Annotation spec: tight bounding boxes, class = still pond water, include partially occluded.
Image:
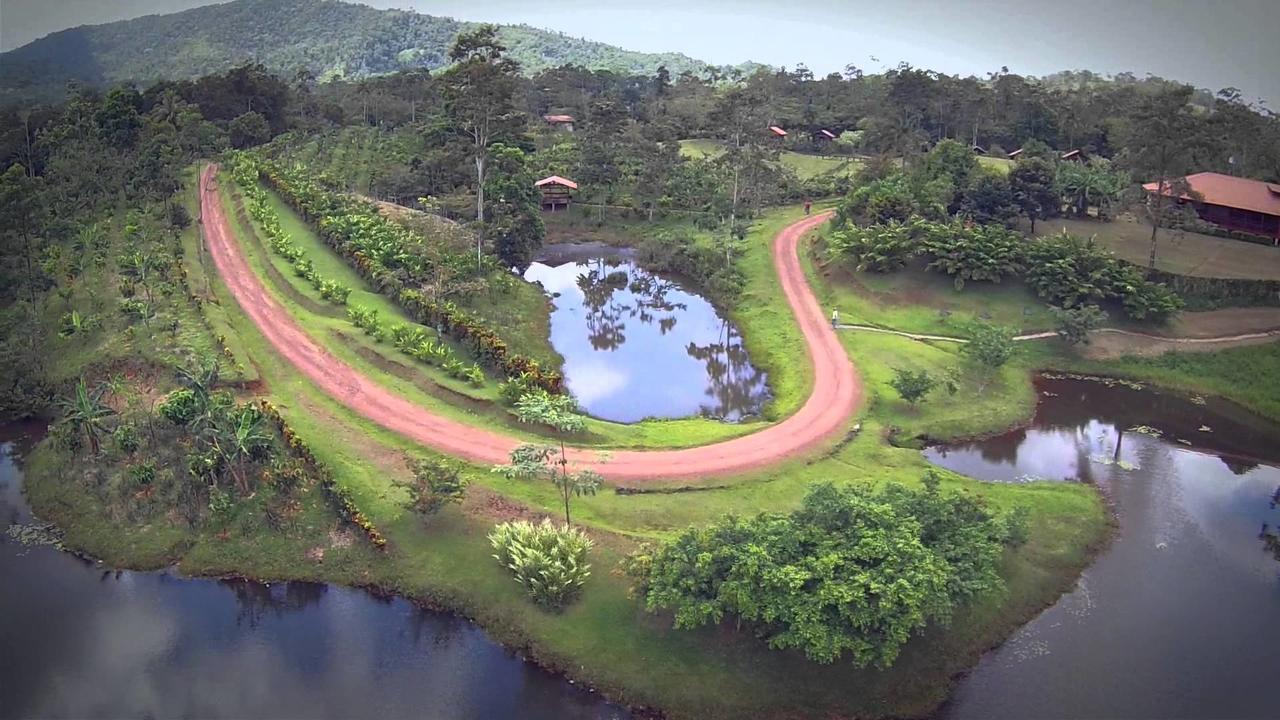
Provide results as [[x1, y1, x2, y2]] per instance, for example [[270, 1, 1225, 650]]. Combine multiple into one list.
[[931, 377, 1280, 720], [4, 376, 1279, 719], [0, 428, 626, 720], [524, 244, 769, 423]]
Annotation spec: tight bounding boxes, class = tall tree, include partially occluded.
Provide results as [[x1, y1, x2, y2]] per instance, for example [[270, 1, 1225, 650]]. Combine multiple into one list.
[[439, 24, 524, 268], [1009, 157, 1058, 232], [1119, 85, 1207, 268]]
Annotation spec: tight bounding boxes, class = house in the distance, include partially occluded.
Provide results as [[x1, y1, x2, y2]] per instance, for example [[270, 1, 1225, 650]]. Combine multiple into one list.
[[1143, 172, 1280, 243], [768, 126, 788, 140], [535, 175, 578, 211], [1007, 148, 1024, 160], [543, 114, 575, 132], [1060, 149, 1086, 162], [814, 129, 837, 143]]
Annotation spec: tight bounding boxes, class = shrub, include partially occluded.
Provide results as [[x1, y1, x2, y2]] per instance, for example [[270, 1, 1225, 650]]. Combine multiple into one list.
[[920, 220, 1024, 289], [158, 388, 200, 426], [890, 367, 938, 405], [489, 519, 593, 608], [630, 479, 1013, 668], [127, 460, 156, 489], [1051, 303, 1108, 344], [399, 458, 469, 516], [112, 424, 141, 454], [827, 221, 917, 272]]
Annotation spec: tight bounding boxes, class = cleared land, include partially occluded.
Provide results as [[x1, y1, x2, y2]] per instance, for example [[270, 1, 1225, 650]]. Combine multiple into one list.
[[678, 138, 861, 180], [1048, 216, 1280, 280]]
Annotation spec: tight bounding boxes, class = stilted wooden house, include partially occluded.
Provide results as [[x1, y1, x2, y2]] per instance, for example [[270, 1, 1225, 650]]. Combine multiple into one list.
[[536, 175, 578, 211]]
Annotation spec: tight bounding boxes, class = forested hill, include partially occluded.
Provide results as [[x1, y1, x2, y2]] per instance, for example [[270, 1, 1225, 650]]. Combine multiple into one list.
[[0, 0, 741, 103]]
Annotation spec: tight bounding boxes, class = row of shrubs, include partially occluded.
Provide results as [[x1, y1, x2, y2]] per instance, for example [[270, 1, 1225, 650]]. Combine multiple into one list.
[[346, 306, 487, 387], [228, 154, 352, 305], [828, 217, 1183, 320], [241, 153, 564, 393], [256, 399, 388, 549]]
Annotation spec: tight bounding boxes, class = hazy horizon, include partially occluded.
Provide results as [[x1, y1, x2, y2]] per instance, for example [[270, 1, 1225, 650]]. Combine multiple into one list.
[[2, 0, 1276, 106]]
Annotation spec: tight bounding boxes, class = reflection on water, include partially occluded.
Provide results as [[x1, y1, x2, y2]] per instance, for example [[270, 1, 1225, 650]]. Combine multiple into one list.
[[0, 437, 627, 720], [931, 378, 1280, 720], [525, 245, 769, 423]]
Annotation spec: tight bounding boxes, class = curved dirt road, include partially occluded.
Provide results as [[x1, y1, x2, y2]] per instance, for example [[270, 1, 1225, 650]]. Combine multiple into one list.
[[199, 165, 860, 481]]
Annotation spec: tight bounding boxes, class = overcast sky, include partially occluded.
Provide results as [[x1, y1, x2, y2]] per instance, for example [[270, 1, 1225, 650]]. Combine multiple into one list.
[[3, 0, 1277, 105]]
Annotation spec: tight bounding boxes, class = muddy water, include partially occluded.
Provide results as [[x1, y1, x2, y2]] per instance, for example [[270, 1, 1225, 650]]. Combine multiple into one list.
[[0, 429, 627, 720], [524, 244, 769, 423], [930, 377, 1280, 720]]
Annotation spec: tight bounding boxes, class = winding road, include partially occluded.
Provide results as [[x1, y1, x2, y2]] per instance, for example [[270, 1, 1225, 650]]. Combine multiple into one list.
[[199, 165, 861, 481]]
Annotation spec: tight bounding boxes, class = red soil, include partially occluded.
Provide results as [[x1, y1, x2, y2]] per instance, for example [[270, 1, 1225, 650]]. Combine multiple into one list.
[[199, 165, 861, 481]]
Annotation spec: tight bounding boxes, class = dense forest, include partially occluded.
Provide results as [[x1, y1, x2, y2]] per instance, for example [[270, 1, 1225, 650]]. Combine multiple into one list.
[[0, 0, 751, 104]]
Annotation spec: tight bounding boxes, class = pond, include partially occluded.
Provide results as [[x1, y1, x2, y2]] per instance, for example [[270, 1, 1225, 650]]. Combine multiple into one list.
[[0, 427, 628, 720], [524, 243, 769, 423], [930, 377, 1280, 720]]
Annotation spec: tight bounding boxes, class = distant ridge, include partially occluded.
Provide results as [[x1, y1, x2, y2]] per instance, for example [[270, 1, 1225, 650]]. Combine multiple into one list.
[[0, 0, 758, 103]]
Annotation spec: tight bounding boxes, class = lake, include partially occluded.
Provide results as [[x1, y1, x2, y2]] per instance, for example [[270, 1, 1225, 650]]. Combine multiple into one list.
[[930, 377, 1280, 720], [0, 426, 628, 720], [524, 243, 769, 423]]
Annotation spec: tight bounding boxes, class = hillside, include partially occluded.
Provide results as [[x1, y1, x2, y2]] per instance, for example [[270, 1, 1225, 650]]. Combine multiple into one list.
[[0, 0, 744, 103]]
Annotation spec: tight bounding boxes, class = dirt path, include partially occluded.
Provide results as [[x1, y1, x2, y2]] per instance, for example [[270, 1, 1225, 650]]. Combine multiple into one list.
[[199, 165, 860, 482]]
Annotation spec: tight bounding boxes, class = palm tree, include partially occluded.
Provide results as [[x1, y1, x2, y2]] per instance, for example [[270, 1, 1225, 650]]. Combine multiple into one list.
[[59, 378, 115, 455]]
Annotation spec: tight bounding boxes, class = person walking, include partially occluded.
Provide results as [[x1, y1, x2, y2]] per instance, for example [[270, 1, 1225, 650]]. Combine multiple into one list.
[[831, 308, 839, 329], [804, 199, 812, 216]]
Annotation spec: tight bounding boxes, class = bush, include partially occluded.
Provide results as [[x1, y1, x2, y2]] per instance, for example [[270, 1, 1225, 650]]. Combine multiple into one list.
[[489, 519, 593, 608], [890, 367, 938, 405], [1025, 231, 1183, 320], [919, 220, 1024, 289], [112, 424, 141, 454], [399, 458, 469, 516], [1051, 303, 1108, 344], [630, 479, 1013, 668], [827, 221, 917, 272], [158, 388, 200, 426]]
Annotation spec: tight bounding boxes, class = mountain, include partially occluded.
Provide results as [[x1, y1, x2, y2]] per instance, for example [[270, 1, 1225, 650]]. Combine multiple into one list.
[[0, 0, 750, 103]]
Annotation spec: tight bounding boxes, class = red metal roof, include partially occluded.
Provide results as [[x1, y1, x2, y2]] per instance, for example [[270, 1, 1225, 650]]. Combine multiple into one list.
[[1007, 148, 1023, 158], [1143, 172, 1280, 217], [543, 114, 574, 123], [819, 129, 836, 139], [1060, 149, 1083, 160], [535, 175, 579, 190], [769, 126, 787, 136]]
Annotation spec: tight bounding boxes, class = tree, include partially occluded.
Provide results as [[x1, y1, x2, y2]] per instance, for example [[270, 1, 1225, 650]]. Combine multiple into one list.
[[399, 457, 469, 516], [58, 377, 115, 455], [498, 390, 601, 526], [208, 404, 272, 494], [484, 143, 544, 268], [959, 170, 1018, 225], [890, 367, 939, 405], [962, 320, 1016, 392], [1009, 157, 1057, 232], [631, 480, 1015, 668], [439, 24, 523, 266], [1051, 304, 1108, 345], [1119, 85, 1207, 269], [228, 110, 270, 149]]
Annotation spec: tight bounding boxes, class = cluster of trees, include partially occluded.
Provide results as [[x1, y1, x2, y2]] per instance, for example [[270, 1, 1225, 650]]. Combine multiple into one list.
[[626, 477, 1026, 668]]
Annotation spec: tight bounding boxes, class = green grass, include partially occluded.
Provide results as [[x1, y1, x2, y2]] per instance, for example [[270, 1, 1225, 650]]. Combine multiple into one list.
[[977, 156, 1013, 174], [678, 139, 861, 181]]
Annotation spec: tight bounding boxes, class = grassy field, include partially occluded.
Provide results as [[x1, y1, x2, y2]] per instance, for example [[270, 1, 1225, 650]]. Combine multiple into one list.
[[1046, 216, 1280, 280], [977, 155, 1013, 174], [678, 138, 861, 180]]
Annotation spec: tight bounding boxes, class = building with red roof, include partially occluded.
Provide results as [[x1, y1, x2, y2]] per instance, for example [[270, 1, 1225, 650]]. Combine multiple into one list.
[[1144, 172, 1280, 242], [543, 114, 575, 132], [768, 126, 788, 138]]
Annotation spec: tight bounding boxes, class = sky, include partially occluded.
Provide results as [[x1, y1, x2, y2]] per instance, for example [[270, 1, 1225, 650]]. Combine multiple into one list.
[[2, 0, 1277, 106]]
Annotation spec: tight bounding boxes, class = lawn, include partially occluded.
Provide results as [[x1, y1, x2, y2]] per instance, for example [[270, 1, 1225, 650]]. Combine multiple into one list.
[[678, 138, 861, 181], [1047, 215, 1280, 280]]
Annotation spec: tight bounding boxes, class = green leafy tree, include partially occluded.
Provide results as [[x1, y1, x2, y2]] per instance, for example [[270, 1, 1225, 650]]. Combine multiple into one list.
[[959, 170, 1019, 225], [499, 390, 601, 526], [207, 404, 272, 494], [439, 25, 523, 237], [1051, 303, 1108, 345], [400, 457, 470, 516], [228, 110, 271, 149], [484, 143, 545, 268], [1008, 157, 1058, 232], [890, 367, 939, 405], [962, 320, 1016, 392], [58, 377, 115, 455], [826, 220, 917, 272]]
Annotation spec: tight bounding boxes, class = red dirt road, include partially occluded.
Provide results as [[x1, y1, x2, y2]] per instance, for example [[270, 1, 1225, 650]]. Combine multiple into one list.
[[199, 164, 861, 481]]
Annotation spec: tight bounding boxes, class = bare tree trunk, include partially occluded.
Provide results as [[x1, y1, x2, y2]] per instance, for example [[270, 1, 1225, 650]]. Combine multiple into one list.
[[1148, 177, 1166, 270]]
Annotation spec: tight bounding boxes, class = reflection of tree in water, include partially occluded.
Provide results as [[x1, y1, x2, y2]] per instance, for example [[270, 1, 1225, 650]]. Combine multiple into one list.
[[1264, 484, 1280, 563], [686, 319, 769, 420], [625, 269, 686, 334], [222, 579, 327, 628], [577, 259, 630, 351]]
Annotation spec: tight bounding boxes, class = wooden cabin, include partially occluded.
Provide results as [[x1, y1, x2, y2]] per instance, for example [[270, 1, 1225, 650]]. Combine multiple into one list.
[[1060, 149, 1086, 162], [543, 114, 575, 133], [768, 126, 788, 140], [1144, 172, 1280, 243], [536, 175, 578, 211], [814, 129, 837, 143], [1007, 148, 1024, 160]]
